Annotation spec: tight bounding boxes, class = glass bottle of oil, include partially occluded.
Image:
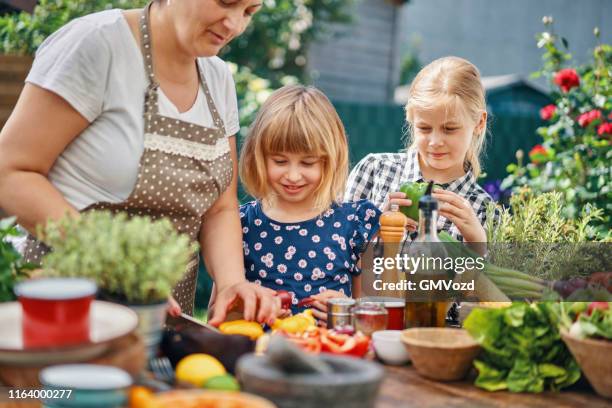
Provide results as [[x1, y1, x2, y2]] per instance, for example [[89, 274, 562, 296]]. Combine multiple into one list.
[[404, 182, 449, 328]]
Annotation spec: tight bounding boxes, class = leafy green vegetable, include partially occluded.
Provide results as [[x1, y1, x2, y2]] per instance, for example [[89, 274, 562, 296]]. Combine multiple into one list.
[[464, 302, 581, 393], [559, 302, 612, 340], [0, 217, 35, 302]]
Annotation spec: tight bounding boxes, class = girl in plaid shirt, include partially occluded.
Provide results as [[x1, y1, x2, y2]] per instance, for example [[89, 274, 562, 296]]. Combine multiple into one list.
[[345, 56, 497, 242]]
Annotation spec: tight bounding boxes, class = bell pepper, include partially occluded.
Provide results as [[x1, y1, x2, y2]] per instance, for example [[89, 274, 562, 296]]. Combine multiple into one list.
[[320, 330, 370, 357], [272, 309, 316, 334], [219, 320, 264, 340], [399, 181, 441, 221], [288, 336, 323, 354], [276, 290, 293, 310]]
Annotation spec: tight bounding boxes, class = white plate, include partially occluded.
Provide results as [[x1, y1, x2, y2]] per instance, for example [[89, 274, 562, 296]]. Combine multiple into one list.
[[0, 301, 138, 366]]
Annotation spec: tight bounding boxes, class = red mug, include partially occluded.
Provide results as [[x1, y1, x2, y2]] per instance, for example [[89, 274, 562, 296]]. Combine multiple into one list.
[[14, 278, 97, 348], [359, 296, 405, 330]]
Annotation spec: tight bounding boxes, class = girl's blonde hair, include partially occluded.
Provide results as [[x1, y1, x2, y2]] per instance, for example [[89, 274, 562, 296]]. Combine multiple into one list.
[[240, 85, 349, 213], [405, 56, 487, 177]]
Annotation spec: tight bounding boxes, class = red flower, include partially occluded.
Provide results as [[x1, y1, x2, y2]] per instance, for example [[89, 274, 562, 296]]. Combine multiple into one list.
[[577, 110, 602, 127], [539, 104, 556, 120], [529, 145, 549, 164], [598, 122, 612, 136], [554, 68, 580, 92]]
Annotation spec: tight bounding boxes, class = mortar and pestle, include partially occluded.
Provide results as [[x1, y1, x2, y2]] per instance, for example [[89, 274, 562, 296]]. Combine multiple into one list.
[[237, 336, 384, 408]]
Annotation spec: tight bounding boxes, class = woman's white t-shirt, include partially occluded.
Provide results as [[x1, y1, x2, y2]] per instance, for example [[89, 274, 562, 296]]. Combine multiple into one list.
[[25, 9, 240, 211]]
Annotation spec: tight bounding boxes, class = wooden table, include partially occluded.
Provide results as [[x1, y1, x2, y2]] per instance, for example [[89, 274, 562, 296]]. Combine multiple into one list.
[[377, 365, 611, 408]]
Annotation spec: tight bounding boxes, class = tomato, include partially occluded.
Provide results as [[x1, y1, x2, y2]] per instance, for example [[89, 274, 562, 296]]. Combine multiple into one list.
[[587, 302, 610, 316]]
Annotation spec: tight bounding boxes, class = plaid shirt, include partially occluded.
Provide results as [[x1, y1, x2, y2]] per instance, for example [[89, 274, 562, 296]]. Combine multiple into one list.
[[344, 148, 497, 241]]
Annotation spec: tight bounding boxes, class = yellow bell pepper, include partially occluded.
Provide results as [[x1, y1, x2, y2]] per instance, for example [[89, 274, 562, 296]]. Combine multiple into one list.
[[272, 309, 316, 334], [219, 320, 264, 340]]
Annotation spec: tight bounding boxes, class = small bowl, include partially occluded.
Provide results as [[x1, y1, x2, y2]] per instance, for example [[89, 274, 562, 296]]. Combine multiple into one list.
[[15, 278, 97, 348], [372, 330, 410, 365], [40, 364, 132, 408], [401, 328, 480, 381]]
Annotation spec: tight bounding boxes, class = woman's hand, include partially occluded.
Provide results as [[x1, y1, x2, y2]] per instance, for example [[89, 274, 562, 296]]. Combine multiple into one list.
[[309, 290, 348, 326], [166, 295, 182, 317], [432, 189, 486, 243], [207, 281, 279, 326], [385, 192, 418, 232]]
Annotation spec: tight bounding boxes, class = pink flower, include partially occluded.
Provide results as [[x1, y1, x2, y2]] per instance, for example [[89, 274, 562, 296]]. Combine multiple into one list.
[[554, 68, 580, 92], [577, 110, 602, 127], [597, 122, 612, 136], [539, 104, 556, 121]]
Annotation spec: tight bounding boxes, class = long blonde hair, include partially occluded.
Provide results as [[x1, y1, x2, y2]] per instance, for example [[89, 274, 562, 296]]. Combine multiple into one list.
[[239, 85, 349, 213], [405, 56, 487, 177]]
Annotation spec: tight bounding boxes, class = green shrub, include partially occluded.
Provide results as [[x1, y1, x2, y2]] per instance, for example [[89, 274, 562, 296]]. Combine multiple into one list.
[[0, 217, 33, 302], [42, 211, 198, 304], [0, 0, 146, 55], [503, 17, 611, 238]]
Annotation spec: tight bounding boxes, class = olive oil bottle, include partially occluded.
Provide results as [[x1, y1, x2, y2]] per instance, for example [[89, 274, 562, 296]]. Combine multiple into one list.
[[404, 182, 449, 328]]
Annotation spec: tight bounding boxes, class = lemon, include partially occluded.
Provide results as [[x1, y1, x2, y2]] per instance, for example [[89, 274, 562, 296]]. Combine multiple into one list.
[[175, 354, 226, 387], [204, 374, 240, 392]]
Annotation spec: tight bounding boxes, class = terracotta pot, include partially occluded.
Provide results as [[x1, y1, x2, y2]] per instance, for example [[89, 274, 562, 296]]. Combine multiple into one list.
[[401, 328, 481, 381], [561, 330, 612, 399]]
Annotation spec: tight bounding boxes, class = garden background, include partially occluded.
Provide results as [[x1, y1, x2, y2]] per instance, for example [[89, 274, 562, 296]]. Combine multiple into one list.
[[0, 0, 609, 311]]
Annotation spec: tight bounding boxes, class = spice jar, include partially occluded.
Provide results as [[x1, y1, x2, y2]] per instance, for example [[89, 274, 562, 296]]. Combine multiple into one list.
[[353, 301, 388, 337], [359, 296, 405, 330], [326, 298, 356, 331]]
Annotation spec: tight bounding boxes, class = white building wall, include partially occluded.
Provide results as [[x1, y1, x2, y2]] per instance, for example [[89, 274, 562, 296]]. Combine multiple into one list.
[[307, 0, 612, 102], [397, 0, 612, 85]]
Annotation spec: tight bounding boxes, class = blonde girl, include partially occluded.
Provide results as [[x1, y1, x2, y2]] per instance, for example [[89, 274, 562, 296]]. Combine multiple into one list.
[[240, 85, 381, 320], [345, 56, 495, 242]]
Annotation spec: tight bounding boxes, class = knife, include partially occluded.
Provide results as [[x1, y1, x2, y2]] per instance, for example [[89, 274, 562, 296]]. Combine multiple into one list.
[[178, 312, 222, 333]]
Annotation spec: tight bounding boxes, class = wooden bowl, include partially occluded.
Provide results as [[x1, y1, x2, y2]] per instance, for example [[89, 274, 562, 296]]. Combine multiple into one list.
[[151, 390, 276, 407], [561, 330, 612, 399], [400, 328, 480, 381]]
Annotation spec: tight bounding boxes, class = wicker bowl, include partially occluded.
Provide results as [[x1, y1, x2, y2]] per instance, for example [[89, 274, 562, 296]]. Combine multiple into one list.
[[561, 330, 612, 399], [401, 328, 480, 381]]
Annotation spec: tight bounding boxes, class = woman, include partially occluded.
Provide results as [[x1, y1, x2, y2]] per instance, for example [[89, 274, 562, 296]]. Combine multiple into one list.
[[0, 0, 277, 325]]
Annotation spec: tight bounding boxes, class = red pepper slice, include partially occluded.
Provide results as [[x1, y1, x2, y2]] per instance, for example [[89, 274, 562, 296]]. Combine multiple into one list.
[[297, 296, 315, 308], [320, 330, 370, 357], [287, 336, 322, 353], [276, 290, 293, 310]]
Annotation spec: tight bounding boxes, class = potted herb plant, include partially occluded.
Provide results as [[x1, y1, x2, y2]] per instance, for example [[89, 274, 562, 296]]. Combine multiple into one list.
[[0, 216, 34, 302], [41, 211, 198, 356]]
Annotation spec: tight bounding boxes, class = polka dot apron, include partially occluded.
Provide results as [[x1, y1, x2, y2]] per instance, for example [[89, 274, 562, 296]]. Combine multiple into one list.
[[21, 2, 233, 315]]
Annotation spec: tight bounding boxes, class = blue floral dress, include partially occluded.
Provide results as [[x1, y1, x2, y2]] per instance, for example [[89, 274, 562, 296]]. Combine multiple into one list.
[[240, 199, 381, 313]]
